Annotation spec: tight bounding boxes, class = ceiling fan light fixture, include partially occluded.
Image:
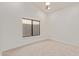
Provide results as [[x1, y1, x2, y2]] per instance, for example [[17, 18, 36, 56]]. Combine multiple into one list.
[[45, 5, 50, 10], [45, 2, 50, 6]]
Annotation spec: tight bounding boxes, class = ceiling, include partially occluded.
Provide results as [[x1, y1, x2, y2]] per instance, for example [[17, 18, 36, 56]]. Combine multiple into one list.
[[33, 2, 79, 13]]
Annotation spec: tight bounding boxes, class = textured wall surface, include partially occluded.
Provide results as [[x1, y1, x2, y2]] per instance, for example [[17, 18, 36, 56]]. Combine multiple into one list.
[[48, 4, 79, 46]]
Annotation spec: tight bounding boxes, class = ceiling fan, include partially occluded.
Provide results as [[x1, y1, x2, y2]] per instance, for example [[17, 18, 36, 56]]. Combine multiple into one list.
[[45, 2, 51, 10]]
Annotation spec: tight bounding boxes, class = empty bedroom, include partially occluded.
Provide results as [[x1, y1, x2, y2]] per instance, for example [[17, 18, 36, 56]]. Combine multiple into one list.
[[0, 2, 79, 56]]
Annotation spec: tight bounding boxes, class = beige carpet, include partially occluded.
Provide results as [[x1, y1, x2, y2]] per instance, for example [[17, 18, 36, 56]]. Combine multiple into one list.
[[2, 39, 79, 56]]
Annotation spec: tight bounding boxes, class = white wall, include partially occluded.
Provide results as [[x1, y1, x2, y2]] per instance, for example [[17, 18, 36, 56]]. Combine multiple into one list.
[[48, 4, 79, 46], [0, 10, 2, 53], [0, 2, 48, 51], [1, 2, 79, 52]]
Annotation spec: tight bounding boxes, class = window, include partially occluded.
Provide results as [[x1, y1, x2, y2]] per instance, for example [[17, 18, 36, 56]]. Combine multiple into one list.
[[22, 18, 40, 37]]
